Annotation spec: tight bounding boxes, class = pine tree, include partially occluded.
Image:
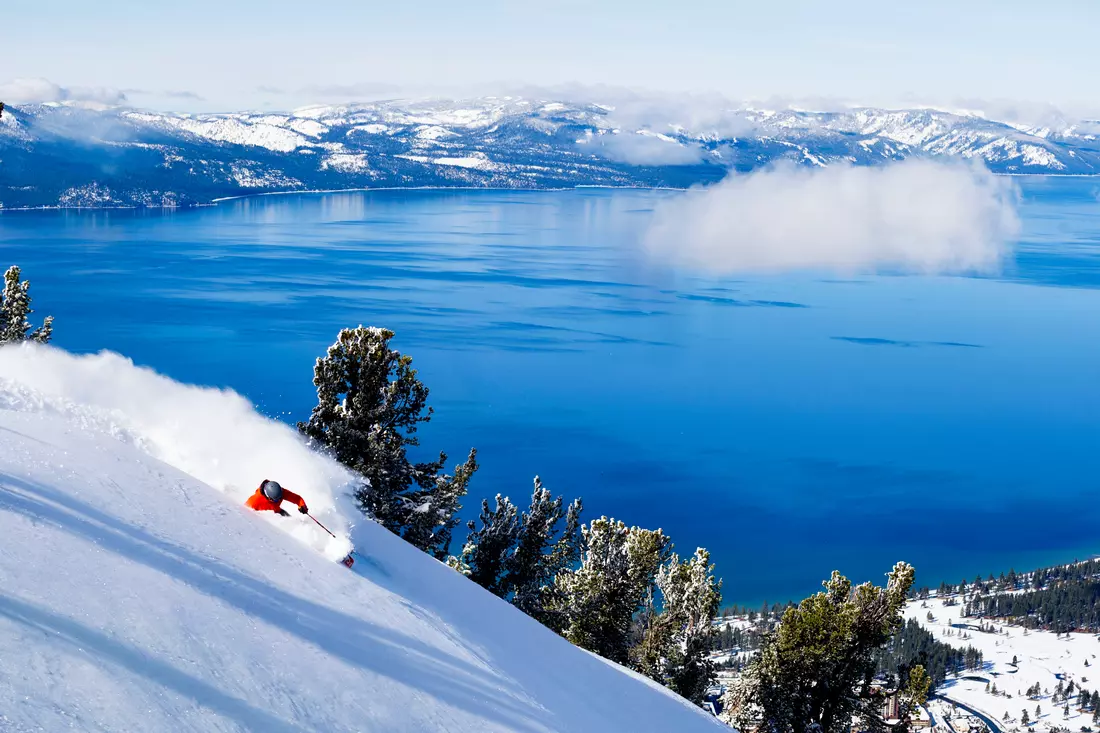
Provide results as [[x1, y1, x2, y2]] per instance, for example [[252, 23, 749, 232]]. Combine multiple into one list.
[[0, 266, 53, 344], [451, 493, 519, 594], [448, 476, 584, 631], [631, 549, 722, 704], [553, 517, 670, 666], [507, 477, 570, 616], [532, 495, 584, 632], [723, 562, 922, 733], [402, 448, 479, 559], [1023, 710, 1030, 726], [298, 326, 477, 556]]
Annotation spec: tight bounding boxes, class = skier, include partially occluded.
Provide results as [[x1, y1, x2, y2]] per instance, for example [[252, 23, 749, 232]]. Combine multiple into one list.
[[245, 479, 309, 517], [245, 479, 355, 569]]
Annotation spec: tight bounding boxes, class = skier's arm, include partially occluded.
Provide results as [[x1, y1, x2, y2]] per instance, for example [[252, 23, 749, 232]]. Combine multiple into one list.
[[281, 489, 309, 513]]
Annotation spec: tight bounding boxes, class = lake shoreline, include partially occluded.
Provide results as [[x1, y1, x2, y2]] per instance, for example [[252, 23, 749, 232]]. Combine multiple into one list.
[[2, 172, 1097, 213]]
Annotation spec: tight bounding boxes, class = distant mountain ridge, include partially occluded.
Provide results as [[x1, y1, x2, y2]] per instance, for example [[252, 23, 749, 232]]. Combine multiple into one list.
[[2, 97, 1099, 208]]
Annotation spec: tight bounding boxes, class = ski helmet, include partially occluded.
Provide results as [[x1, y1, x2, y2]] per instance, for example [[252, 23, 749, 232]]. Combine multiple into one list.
[[262, 480, 283, 502]]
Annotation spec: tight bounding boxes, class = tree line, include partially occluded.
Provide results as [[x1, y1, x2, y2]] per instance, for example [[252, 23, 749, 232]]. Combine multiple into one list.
[[875, 617, 983, 686], [299, 324, 933, 727], [298, 325, 723, 704], [920, 559, 1100, 632], [973, 578, 1100, 632]]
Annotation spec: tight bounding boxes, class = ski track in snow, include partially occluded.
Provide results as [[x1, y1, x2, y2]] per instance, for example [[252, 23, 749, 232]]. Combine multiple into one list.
[[0, 343, 725, 732]]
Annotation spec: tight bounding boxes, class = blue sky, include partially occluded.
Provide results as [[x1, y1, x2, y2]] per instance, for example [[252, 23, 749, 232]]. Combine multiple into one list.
[[3, 0, 1098, 112]]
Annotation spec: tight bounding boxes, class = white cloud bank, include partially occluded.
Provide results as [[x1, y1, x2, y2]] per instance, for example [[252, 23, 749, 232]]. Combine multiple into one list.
[[0, 77, 127, 106], [588, 132, 707, 166], [643, 159, 1020, 274]]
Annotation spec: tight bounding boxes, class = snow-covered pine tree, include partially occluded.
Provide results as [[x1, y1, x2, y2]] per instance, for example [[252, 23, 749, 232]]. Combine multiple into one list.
[[506, 476, 564, 609], [631, 549, 722, 704], [530, 493, 584, 633], [553, 517, 670, 666], [450, 493, 520, 594], [0, 266, 53, 344], [506, 477, 586, 626], [403, 448, 479, 559], [298, 326, 477, 555], [722, 562, 922, 733], [446, 476, 583, 616]]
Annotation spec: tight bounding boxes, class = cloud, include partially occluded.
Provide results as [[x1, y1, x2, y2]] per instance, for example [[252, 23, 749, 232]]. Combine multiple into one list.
[[642, 159, 1020, 274], [511, 83, 762, 139], [0, 77, 127, 106], [163, 90, 205, 101], [122, 88, 206, 104], [586, 132, 707, 166]]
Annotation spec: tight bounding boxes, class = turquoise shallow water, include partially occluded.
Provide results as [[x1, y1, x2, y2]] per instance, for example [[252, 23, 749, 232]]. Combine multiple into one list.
[[2, 178, 1099, 604]]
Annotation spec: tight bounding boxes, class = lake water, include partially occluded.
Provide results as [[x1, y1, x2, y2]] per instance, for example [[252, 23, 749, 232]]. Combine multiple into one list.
[[2, 179, 1099, 605]]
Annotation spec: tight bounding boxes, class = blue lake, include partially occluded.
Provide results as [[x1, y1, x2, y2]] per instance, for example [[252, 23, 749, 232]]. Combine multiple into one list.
[[2, 179, 1099, 605]]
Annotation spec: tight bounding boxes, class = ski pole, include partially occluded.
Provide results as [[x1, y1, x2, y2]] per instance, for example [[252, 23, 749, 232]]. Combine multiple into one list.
[[306, 513, 355, 568], [308, 512, 337, 539]]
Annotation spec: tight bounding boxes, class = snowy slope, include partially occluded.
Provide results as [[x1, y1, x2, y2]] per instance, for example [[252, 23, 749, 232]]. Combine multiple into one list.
[[905, 595, 1099, 732], [0, 345, 724, 733], [3, 97, 1100, 208]]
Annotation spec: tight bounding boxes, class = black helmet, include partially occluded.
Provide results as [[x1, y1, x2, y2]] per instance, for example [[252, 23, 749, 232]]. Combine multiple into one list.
[[261, 480, 283, 503]]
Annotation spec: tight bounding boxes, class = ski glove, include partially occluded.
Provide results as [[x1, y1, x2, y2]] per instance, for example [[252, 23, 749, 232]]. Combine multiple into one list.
[[299, 504, 309, 514], [277, 508, 290, 517]]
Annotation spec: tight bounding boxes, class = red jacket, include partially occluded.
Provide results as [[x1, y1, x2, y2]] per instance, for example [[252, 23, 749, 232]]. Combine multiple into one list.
[[245, 484, 307, 513]]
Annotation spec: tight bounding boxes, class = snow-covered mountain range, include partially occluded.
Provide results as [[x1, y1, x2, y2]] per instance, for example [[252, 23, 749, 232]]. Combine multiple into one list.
[[2, 96, 1099, 208]]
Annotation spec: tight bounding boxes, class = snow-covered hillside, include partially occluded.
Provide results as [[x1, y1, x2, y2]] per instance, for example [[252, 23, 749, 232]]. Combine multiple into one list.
[[0, 345, 724, 732], [905, 595, 1099, 732], [2, 96, 1099, 208]]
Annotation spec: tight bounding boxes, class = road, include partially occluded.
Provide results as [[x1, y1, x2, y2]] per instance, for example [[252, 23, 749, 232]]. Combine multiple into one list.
[[934, 693, 1006, 733]]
